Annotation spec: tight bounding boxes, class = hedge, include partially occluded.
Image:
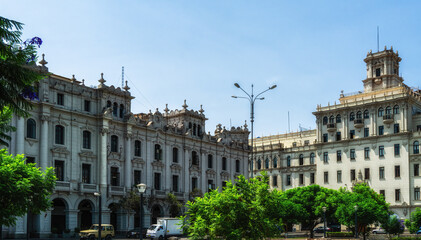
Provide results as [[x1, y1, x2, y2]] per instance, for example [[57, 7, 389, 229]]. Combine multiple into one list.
[[327, 232, 354, 237]]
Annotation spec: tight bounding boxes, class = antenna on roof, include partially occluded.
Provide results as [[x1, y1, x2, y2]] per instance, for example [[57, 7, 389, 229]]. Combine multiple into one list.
[[288, 111, 290, 133], [122, 66, 124, 88], [377, 26, 379, 52]]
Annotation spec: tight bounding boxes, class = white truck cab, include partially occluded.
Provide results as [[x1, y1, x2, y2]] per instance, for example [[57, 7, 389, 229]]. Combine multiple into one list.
[[146, 218, 183, 240]]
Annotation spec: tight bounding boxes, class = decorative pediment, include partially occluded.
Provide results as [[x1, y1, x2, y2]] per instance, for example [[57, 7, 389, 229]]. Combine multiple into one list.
[[108, 152, 122, 161], [190, 165, 201, 173], [220, 171, 230, 178], [151, 160, 165, 170], [25, 137, 38, 146], [79, 150, 96, 159], [132, 157, 145, 165], [206, 169, 216, 178], [51, 146, 70, 158], [170, 163, 182, 171]]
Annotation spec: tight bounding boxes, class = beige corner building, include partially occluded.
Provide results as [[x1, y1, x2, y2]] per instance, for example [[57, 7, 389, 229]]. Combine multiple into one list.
[[254, 47, 421, 220]]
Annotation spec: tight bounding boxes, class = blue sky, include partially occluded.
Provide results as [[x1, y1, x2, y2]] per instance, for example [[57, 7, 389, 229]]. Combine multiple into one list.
[[3, 1, 421, 137]]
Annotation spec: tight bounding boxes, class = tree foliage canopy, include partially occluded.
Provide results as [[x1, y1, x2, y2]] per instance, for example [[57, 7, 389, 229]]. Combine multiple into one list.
[[405, 207, 421, 234], [0, 149, 56, 226]]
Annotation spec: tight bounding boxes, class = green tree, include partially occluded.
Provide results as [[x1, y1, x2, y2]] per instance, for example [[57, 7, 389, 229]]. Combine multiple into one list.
[[0, 150, 56, 233], [284, 184, 339, 238], [181, 173, 283, 240], [119, 190, 140, 230], [335, 183, 389, 240], [166, 193, 182, 217], [0, 107, 15, 146], [405, 207, 421, 234], [0, 16, 46, 146], [381, 214, 404, 239]]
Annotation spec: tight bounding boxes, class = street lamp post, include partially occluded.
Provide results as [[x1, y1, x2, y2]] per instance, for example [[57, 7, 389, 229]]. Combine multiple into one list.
[[232, 83, 277, 178], [354, 205, 358, 239], [94, 192, 102, 240], [137, 184, 147, 240], [322, 206, 327, 238]]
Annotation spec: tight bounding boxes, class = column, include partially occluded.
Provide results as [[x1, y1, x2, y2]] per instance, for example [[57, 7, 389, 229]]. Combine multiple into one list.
[[184, 148, 190, 194], [216, 154, 221, 190], [201, 152, 207, 192], [372, 109, 377, 136], [165, 145, 171, 192], [243, 155, 248, 178], [146, 141, 152, 191], [16, 116, 24, 155], [229, 157, 234, 182], [100, 127, 108, 187], [343, 113, 348, 139], [67, 209, 79, 233], [71, 122, 79, 182], [402, 104, 406, 132], [40, 115, 49, 170], [124, 133, 132, 189]]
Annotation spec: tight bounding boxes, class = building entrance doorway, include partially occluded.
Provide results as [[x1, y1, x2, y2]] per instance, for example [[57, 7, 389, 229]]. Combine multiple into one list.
[[78, 200, 93, 230], [151, 205, 162, 224], [51, 198, 67, 234]]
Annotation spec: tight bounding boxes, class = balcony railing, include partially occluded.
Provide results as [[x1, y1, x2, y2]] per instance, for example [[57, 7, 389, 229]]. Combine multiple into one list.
[[383, 114, 394, 124], [354, 118, 364, 128], [327, 123, 337, 132], [109, 185, 125, 196], [79, 183, 97, 193], [55, 181, 71, 192]]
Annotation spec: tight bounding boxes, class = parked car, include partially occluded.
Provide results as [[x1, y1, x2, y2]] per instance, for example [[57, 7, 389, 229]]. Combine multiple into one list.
[[416, 227, 421, 235], [372, 227, 386, 234], [313, 226, 331, 233], [126, 227, 148, 238], [79, 224, 115, 240], [329, 225, 341, 232]]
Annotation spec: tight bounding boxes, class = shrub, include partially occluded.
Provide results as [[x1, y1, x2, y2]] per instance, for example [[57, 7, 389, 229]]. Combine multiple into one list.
[[327, 232, 354, 237]]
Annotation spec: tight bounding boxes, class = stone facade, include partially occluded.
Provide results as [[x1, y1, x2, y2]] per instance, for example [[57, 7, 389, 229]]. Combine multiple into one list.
[[5, 57, 249, 238], [254, 47, 421, 220]]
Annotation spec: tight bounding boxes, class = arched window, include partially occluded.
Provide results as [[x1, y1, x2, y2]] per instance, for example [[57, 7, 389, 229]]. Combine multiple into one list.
[[154, 144, 162, 160], [323, 117, 328, 125], [119, 104, 124, 118], [299, 154, 304, 166], [113, 102, 118, 117], [385, 106, 392, 115], [82, 131, 91, 149], [55, 125, 65, 145], [27, 118, 36, 139], [235, 160, 240, 172], [265, 158, 269, 169], [286, 156, 291, 167], [134, 140, 141, 157], [356, 111, 362, 119], [257, 159, 262, 170], [329, 116, 334, 124], [192, 151, 199, 165], [336, 114, 341, 123], [378, 107, 384, 117], [188, 122, 192, 129], [107, 100, 112, 108], [111, 135, 118, 152], [414, 141, 420, 154], [350, 112, 355, 121], [310, 152, 315, 164], [393, 105, 400, 114], [273, 157, 278, 168], [363, 110, 369, 119], [172, 147, 178, 163]]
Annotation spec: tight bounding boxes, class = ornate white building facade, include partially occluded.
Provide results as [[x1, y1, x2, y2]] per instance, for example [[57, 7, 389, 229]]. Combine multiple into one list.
[[254, 47, 421, 220], [5, 57, 250, 238]]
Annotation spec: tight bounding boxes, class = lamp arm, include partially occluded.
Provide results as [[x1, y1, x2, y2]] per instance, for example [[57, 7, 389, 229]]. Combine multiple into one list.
[[237, 86, 252, 99], [254, 87, 273, 101]]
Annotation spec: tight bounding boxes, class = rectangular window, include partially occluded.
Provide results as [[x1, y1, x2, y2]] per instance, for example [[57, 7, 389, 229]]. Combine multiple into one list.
[[304, 140, 310, 146], [192, 177, 198, 190], [111, 167, 120, 186], [395, 189, 401, 201], [379, 167, 385, 180], [336, 132, 341, 141], [364, 168, 370, 180], [380, 190, 385, 198], [84, 100, 90, 112], [208, 155, 213, 169], [134, 170, 141, 185], [310, 173, 315, 184], [350, 149, 356, 160], [299, 174, 304, 185], [379, 126, 384, 136], [286, 175, 291, 186], [26, 156, 35, 164], [364, 147, 370, 159], [379, 146, 385, 157], [395, 165, 401, 178], [172, 175, 179, 192], [336, 150, 342, 162], [323, 134, 328, 143], [351, 169, 356, 181], [350, 130, 355, 139], [415, 164, 420, 176], [337, 170, 342, 183], [154, 173, 161, 190], [82, 164, 91, 183], [57, 93, 64, 106], [222, 181, 227, 188], [416, 188, 420, 201], [364, 128, 369, 137], [172, 148, 178, 163], [135, 141, 142, 157], [376, 68, 381, 77], [324, 171, 329, 184], [394, 144, 400, 156], [222, 157, 227, 171], [207, 179, 214, 192], [273, 176, 278, 187], [394, 124, 400, 134], [293, 142, 297, 147], [323, 152, 328, 163], [55, 160, 64, 181]]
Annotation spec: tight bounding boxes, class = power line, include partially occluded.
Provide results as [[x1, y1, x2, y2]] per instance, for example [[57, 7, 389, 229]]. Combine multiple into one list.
[[124, 73, 155, 110]]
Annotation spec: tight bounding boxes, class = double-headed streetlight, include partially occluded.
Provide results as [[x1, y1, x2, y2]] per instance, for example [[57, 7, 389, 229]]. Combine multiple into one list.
[[94, 192, 102, 240], [137, 183, 147, 240], [354, 205, 358, 239], [322, 206, 327, 238], [232, 83, 277, 178]]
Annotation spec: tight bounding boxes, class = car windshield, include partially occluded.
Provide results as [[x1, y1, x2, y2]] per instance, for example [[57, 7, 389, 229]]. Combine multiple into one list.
[[148, 225, 158, 231], [90, 226, 98, 230]]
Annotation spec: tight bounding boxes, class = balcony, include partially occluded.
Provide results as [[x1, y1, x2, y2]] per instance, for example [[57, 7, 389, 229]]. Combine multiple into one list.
[[152, 189, 166, 198], [354, 118, 364, 128], [79, 183, 98, 193], [327, 123, 337, 132], [55, 181, 71, 192], [383, 114, 394, 124], [108, 185, 125, 196]]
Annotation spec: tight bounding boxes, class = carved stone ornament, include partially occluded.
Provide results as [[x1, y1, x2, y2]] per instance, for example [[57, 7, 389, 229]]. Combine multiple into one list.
[[220, 171, 230, 178], [40, 115, 50, 122], [206, 169, 216, 177], [100, 128, 109, 136], [371, 144, 377, 150], [151, 160, 165, 170], [170, 163, 182, 172], [51, 146, 70, 158]]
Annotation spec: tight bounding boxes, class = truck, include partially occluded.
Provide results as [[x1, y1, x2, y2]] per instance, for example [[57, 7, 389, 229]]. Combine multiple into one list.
[[146, 218, 183, 240]]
